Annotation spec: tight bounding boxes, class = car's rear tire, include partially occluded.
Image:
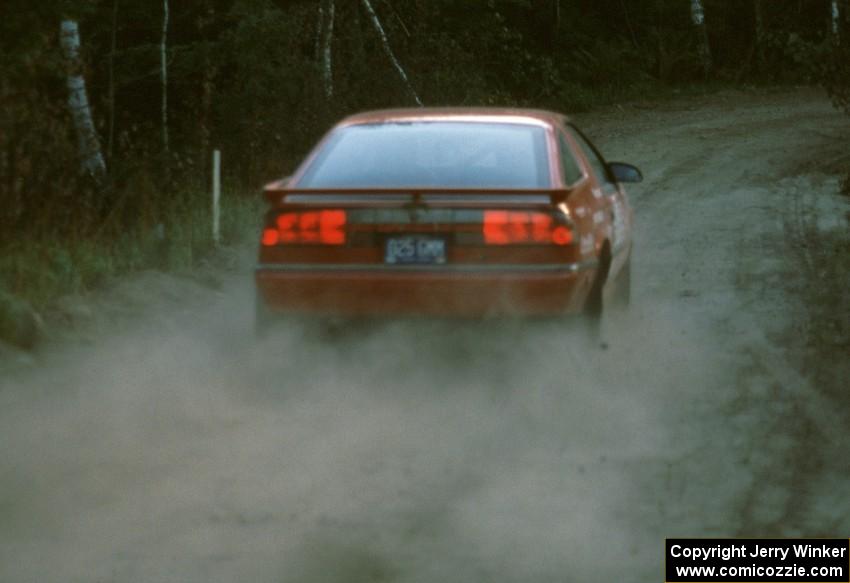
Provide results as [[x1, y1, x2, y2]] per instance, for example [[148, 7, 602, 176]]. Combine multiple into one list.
[[582, 246, 611, 343], [611, 257, 631, 309], [584, 248, 610, 317]]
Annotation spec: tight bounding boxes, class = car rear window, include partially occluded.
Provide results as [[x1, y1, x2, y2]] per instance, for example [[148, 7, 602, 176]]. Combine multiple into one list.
[[297, 122, 551, 188]]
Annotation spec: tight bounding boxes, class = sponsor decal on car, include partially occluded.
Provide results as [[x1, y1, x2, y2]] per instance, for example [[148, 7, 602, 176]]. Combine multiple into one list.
[[592, 210, 605, 225], [580, 233, 595, 255], [612, 198, 626, 247]]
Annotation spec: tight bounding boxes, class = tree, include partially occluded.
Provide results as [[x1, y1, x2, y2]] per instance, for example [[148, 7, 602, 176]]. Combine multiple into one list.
[[320, 0, 335, 98], [831, 0, 840, 38], [60, 19, 107, 185], [690, 0, 713, 76], [107, 0, 118, 161], [360, 0, 423, 106], [161, 0, 170, 153]]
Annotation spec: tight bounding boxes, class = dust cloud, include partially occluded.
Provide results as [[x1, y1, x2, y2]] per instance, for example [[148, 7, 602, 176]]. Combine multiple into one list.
[[0, 271, 714, 583]]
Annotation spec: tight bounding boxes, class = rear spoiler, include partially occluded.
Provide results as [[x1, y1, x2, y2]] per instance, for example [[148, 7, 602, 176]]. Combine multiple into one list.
[[263, 186, 573, 208]]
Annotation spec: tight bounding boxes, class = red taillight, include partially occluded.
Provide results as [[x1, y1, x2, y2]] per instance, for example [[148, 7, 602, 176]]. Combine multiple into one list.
[[483, 211, 573, 246], [551, 225, 574, 246], [262, 228, 280, 246], [262, 209, 347, 246], [483, 211, 510, 245]]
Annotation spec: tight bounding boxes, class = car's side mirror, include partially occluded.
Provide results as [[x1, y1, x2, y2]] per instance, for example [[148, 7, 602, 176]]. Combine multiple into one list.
[[608, 162, 643, 183]]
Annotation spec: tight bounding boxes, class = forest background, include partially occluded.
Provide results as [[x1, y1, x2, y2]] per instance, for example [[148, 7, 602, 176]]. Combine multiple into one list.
[[1, 0, 849, 312]]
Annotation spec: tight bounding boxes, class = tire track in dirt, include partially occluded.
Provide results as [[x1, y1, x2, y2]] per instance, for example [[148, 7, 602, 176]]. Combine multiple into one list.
[[581, 88, 850, 540]]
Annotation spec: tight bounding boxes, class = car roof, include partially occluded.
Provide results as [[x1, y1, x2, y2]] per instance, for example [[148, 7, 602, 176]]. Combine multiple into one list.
[[336, 107, 568, 129]]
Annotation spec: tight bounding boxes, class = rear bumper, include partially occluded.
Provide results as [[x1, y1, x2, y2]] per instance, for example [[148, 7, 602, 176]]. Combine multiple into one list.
[[255, 262, 596, 317]]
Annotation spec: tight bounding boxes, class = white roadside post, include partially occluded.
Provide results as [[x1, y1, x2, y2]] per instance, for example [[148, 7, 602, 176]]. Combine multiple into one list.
[[212, 149, 221, 246]]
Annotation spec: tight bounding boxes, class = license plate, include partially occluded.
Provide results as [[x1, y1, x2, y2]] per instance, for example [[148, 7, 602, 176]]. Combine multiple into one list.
[[384, 236, 447, 265]]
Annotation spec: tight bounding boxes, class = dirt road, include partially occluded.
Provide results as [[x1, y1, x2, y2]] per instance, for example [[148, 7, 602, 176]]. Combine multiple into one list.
[[1, 88, 848, 583]]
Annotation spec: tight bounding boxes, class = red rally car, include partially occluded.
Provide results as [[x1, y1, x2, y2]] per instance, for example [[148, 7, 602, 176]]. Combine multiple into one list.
[[255, 108, 641, 332]]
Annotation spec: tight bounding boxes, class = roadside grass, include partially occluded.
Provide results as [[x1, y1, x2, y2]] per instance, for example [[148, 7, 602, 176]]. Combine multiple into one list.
[[0, 188, 262, 346]]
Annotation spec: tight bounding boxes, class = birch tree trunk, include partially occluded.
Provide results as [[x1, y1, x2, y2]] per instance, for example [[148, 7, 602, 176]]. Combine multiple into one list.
[[60, 20, 107, 184], [161, 0, 170, 153], [360, 0, 423, 106], [108, 0, 118, 161], [831, 0, 840, 41], [314, 1, 324, 61], [690, 0, 713, 76], [321, 0, 335, 98]]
